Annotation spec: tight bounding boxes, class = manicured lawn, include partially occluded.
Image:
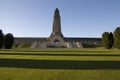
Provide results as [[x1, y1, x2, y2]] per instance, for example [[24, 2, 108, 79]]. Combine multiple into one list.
[[0, 48, 120, 80]]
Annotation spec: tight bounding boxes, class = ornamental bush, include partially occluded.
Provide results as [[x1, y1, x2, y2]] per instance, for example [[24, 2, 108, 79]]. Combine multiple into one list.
[[114, 27, 120, 49], [102, 32, 114, 49], [4, 33, 14, 49], [0, 29, 4, 49]]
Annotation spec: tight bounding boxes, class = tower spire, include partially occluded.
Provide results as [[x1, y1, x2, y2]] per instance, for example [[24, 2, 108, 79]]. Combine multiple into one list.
[[54, 8, 59, 16], [47, 8, 65, 47], [50, 8, 63, 37]]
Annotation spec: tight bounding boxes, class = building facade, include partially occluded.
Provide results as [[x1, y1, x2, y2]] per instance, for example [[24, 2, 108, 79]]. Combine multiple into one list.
[[14, 8, 102, 48]]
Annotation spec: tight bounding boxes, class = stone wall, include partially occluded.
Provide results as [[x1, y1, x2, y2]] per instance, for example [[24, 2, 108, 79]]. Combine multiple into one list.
[[14, 37, 101, 48]]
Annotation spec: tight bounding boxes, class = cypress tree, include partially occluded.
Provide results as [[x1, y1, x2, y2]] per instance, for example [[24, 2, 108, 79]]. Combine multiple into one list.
[[102, 32, 114, 49], [109, 32, 114, 48], [0, 29, 4, 49], [4, 33, 14, 49], [114, 27, 120, 49]]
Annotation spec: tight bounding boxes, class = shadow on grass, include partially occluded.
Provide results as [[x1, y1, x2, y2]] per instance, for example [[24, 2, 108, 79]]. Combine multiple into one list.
[[0, 58, 120, 70], [0, 53, 120, 56]]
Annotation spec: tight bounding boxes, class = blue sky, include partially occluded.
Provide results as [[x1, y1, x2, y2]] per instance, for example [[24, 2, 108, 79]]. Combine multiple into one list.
[[0, 0, 120, 38]]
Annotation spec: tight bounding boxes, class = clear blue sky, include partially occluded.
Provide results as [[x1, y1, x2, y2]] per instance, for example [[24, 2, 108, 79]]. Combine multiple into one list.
[[0, 0, 120, 38]]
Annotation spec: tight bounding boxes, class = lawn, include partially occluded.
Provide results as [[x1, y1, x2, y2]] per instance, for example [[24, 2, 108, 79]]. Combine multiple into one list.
[[0, 48, 120, 80]]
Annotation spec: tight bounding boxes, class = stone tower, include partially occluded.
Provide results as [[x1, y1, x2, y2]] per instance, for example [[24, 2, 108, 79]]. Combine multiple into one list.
[[50, 8, 64, 38], [47, 8, 65, 47]]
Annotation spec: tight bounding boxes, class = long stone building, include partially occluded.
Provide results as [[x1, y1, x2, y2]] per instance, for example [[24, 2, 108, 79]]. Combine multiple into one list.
[[14, 8, 101, 48]]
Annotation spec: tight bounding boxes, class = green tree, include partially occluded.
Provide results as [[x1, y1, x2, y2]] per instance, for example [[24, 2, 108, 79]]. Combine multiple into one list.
[[4, 33, 14, 49], [0, 29, 4, 49], [114, 27, 120, 49], [102, 32, 113, 49], [109, 32, 114, 48]]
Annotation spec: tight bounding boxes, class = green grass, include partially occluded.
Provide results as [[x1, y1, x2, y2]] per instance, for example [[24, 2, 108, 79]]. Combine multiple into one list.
[[0, 48, 120, 80]]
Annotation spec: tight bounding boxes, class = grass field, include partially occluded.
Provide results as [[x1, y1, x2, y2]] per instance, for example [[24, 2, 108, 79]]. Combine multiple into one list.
[[0, 48, 120, 80]]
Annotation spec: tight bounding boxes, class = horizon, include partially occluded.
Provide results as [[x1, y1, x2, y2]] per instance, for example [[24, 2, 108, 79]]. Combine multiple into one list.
[[0, 0, 120, 38]]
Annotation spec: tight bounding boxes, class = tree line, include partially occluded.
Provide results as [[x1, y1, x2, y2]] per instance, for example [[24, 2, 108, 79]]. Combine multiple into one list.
[[102, 27, 120, 49], [0, 29, 14, 49]]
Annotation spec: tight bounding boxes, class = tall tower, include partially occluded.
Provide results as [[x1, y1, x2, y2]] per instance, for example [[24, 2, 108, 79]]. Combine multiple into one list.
[[47, 8, 65, 47], [50, 8, 64, 38]]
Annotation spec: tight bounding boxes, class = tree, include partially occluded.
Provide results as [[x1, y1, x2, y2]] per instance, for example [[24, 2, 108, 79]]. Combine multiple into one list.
[[109, 32, 114, 48], [114, 27, 120, 49], [102, 32, 109, 49], [102, 32, 114, 49], [4, 33, 14, 49], [0, 29, 4, 49]]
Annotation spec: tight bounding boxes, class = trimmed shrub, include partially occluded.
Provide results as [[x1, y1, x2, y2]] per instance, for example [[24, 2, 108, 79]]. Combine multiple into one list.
[[4, 33, 14, 49], [109, 32, 114, 48], [102, 32, 114, 49], [114, 27, 120, 49], [0, 30, 4, 49]]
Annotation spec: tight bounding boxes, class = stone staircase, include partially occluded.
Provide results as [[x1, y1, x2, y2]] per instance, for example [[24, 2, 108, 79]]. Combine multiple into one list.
[[66, 41, 83, 48], [31, 42, 38, 48], [31, 41, 83, 48]]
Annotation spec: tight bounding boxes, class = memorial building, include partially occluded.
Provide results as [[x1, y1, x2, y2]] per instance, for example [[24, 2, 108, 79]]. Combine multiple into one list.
[[14, 8, 101, 48]]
